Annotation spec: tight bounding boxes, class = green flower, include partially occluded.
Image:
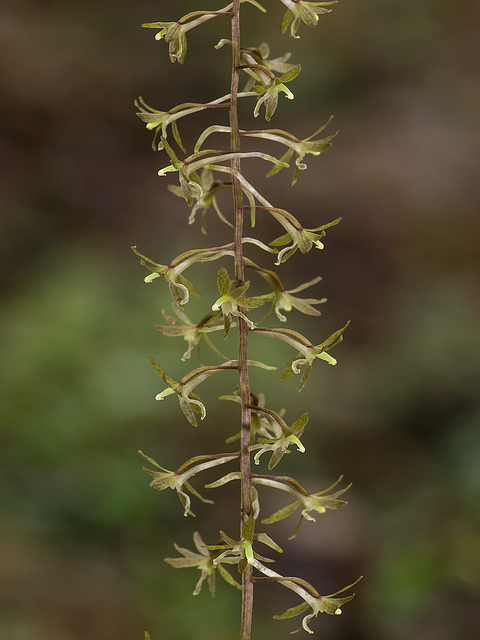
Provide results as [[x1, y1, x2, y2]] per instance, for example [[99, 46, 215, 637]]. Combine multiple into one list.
[[254, 323, 349, 391], [132, 244, 234, 305], [238, 42, 298, 91], [149, 358, 238, 426], [203, 520, 283, 573], [269, 214, 341, 264], [142, 1, 265, 63], [258, 474, 351, 538], [154, 304, 225, 361], [142, 4, 234, 64], [139, 450, 237, 516], [258, 117, 337, 184], [272, 574, 362, 633], [248, 559, 361, 633], [247, 261, 325, 321], [251, 408, 308, 470], [164, 531, 241, 595], [168, 168, 233, 234], [135, 94, 234, 152], [280, 1, 337, 38], [252, 65, 302, 121], [159, 135, 288, 208], [212, 267, 267, 336]]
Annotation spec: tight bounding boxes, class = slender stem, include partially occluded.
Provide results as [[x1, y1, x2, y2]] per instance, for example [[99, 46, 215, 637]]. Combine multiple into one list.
[[229, 2, 254, 639]]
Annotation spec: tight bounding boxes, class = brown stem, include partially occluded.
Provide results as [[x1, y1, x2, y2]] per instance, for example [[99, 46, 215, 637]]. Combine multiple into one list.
[[229, 1, 254, 639]]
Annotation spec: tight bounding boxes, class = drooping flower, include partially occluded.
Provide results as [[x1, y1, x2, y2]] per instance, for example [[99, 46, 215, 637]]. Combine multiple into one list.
[[138, 450, 238, 516], [252, 65, 302, 121], [149, 358, 238, 426], [254, 117, 337, 184], [269, 214, 342, 264], [167, 168, 233, 234], [250, 558, 361, 633], [254, 323, 349, 390], [132, 244, 235, 305], [279, 1, 337, 38], [142, 3, 241, 64], [271, 574, 362, 633]]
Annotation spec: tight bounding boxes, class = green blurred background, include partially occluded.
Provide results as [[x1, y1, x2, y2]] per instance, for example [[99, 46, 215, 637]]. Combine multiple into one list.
[[1, 1, 480, 639]]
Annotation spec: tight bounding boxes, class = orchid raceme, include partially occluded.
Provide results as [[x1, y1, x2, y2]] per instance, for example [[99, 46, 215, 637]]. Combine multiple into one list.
[[139, 450, 238, 517], [136, 0, 359, 638]]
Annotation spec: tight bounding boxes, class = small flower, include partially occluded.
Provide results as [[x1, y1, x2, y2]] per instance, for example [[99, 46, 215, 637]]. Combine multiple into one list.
[[254, 323, 349, 391], [239, 43, 298, 91], [280, 1, 337, 38], [250, 558, 361, 634], [142, 4, 234, 64], [212, 267, 267, 336], [139, 450, 238, 516], [251, 408, 308, 470], [168, 168, 233, 234], [248, 261, 325, 321], [272, 574, 362, 633], [164, 531, 241, 595], [154, 303, 225, 361], [132, 244, 235, 305], [254, 117, 337, 185], [252, 65, 302, 121], [149, 357, 238, 426], [269, 214, 341, 264], [256, 474, 351, 538], [203, 520, 283, 573]]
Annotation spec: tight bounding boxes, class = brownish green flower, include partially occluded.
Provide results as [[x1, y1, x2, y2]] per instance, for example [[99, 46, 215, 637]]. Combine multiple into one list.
[[280, 1, 337, 38], [249, 408, 307, 470], [154, 304, 225, 361], [139, 451, 238, 516], [164, 531, 241, 595], [212, 267, 267, 336], [257, 474, 351, 537]]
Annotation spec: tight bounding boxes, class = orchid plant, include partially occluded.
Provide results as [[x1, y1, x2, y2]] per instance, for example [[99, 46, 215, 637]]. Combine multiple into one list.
[[134, 1, 360, 638]]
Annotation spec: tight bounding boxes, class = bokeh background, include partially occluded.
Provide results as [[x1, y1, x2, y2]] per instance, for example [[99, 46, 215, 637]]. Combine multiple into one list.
[[1, 1, 480, 639]]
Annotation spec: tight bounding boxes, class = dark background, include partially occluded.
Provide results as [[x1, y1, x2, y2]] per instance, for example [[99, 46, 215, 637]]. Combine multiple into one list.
[[1, 1, 480, 639]]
